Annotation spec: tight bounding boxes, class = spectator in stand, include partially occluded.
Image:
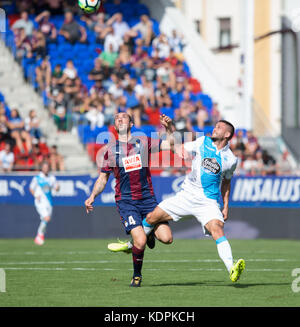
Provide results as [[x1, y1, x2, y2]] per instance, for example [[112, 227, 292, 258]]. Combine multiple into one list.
[[7, 109, 32, 153], [196, 104, 209, 129], [123, 84, 141, 127], [63, 78, 78, 110], [131, 42, 148, 66], [210, 102, 222, 125], [168, 29, 185, 53], [156, 61, 175, 87], [16, 0, 33, 13], [245, 130, 259, 156], [173, 62, 189, 84], [173, 106, 193, 139], [243, 154, 258, 176], [104, 26, 123, 53], [106, 13, 130, 40], [14, 27, 33, 63], [85, 103, 105, 131], [254, 151, 265, 175], [117, 45, 131, 68], [108, 75, 124, 100], [46, 77, 61, 103], [262, 150, 276, 175], [12, 11, 34, 37], [152, 33, 171, 59], [46, 0, 63, 15], [51, 63, 63, 85], [110, 60, 127, 82], [142, 58, 156, 82], [35, 56, 52, 91], [31, 29, 47, 59], [25, 109, 43, 141], [231, 129, 247, 153], [90, 80, 105, 99], [103, 93, 118, 125], [155, 83, 172, 108], [276, 150, 292, 176], [59, 11, 87, 44], [35, 10, 57, 42], [49, 92, 68, 131], [138, 76, 156, 108], [31, 143, 45, 170], [128, 14, 154, 46], [0, 143, 15, 172], [122, 33, 135, 54], [48, 145, 65, 171], [88, 58, 105, 83], [99, 43, 118, 68], [59, 60, 78, 84], [94, 12, 109, 44], [0, 113, 14, 146]]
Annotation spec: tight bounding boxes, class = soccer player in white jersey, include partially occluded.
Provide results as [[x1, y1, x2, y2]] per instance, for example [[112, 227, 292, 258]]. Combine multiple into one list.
[[29, 161, 60, 245], [142, 120, 245, 282]]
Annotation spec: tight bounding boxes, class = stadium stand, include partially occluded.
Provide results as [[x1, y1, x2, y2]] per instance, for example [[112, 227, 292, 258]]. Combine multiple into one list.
[[0, 0, 292, 175]]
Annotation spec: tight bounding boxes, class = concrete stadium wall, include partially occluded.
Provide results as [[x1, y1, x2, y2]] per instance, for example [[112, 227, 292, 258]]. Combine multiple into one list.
[[0, 205, 299, 239]]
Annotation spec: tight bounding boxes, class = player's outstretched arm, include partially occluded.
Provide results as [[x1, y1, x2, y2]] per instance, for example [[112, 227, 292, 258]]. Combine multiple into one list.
[[221, 178, 231, 221], [160, 114, 175, 151], [85, 172, 110, 214]]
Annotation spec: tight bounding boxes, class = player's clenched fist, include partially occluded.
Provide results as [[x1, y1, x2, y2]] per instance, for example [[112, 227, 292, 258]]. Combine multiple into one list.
[[160, 114, 173, 130]]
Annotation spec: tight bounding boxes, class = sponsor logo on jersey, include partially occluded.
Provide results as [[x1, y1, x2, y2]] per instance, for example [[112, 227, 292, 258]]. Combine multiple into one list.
[[201, 158, 221, 174], [122, 154, 142, 172]]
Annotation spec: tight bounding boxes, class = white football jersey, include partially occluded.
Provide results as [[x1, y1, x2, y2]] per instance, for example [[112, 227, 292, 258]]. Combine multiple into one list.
[[29, 172, 57, 207], [181, 136, 238, 201]]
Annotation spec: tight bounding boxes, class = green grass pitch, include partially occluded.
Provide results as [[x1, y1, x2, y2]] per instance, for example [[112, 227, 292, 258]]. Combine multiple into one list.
[[0, 238, 299, 307]]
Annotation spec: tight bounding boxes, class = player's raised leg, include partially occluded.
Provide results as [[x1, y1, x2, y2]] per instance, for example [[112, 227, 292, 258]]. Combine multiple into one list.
[[205, 219, 245, 282], [143, 206, 173, 235]]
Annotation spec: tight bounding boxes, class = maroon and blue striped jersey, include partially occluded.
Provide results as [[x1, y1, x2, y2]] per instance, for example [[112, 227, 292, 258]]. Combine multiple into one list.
[[101, 136, 161, 201]]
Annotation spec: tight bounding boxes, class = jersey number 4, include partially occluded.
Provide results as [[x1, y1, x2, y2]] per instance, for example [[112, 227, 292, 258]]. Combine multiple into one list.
[[128, 215, 136, 225]]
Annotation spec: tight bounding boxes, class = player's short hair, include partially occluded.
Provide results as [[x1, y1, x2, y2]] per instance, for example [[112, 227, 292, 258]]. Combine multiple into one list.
[[218, 120, 235, 140]]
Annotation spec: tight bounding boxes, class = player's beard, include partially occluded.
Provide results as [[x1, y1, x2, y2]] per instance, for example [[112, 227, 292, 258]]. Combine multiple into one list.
[[211, 135, 226, 143], [211, 136, 220, 142], [116, 124, 129, 136]]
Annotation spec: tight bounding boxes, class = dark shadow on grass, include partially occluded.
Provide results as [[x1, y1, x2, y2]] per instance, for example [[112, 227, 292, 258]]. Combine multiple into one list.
[[151, 281, 291, 288], [232, 282, 291, 288]]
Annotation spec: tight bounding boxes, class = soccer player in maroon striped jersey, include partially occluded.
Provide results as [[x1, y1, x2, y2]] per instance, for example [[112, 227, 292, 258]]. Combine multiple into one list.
[[85, 112, 174, 287]]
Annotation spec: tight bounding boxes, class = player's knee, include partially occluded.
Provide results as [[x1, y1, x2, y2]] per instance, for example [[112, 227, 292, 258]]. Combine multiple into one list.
[[160, 235, 173, 245], [133, 234, 147, 249], [43, 216, 51, 223]]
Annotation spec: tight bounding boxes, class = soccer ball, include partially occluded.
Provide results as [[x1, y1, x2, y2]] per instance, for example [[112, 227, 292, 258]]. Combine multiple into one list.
[[78, 0, 101, 14]]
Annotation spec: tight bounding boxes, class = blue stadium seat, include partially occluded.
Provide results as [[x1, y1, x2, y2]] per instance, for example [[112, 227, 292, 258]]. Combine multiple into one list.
[[197, 93, 213, 112], [160, 107, 175, 120], [140, 125, 157, 138], [193, 126, 204, 133], [204, 125, 214, 136], [134, 3, 150, 17], [236, 128, 248, 137]]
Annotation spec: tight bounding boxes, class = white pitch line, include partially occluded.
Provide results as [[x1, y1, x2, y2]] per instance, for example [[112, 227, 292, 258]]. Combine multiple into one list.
[[0, 258, 296, 265], [0, 251, 108, 256], [0, 267, 291, 272]]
